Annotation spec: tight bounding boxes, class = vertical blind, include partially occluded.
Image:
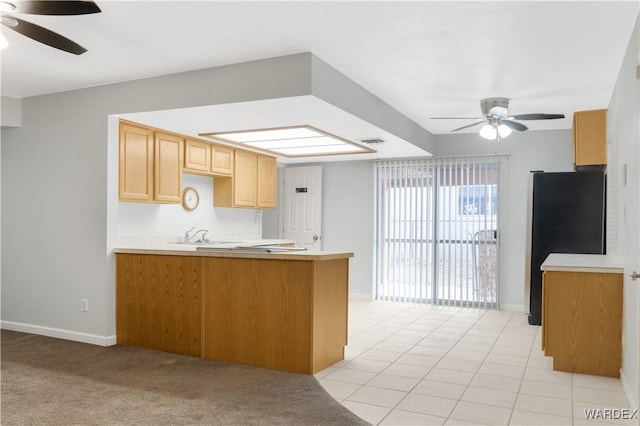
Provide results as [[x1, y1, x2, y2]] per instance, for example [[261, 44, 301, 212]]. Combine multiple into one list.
[[374, 157, 501, 309]]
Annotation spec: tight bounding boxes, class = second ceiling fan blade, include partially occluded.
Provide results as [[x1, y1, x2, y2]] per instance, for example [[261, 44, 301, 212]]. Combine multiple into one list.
[[507, 113, 565, 120], [3, 16, 87, 54], [501, 120, 528, 131], [431, 117, 484, 120], [13, 1, 101, 15], [452, 121, 486, 132]]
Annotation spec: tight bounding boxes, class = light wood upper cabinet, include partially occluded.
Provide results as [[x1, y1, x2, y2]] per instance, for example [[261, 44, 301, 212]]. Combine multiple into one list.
[[211, 145, 234, 176], [119, 120, 275, 208], [154, 132, 184, 203], [232, 150, 259, 207], [119, 121, 183, 203], [214, 150, 277, 209], [184, 139, 234, 177], [119, 122, 154, 201], [257, 155, 277, 209], [573, 109, 607, 166], [184, 138, 211, 174]]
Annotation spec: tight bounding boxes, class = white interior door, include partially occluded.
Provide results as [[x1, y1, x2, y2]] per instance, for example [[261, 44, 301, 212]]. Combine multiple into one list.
[[283, 166, 322, 250]]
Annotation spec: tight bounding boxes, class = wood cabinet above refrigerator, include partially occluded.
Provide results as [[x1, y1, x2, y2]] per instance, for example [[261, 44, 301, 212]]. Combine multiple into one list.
[[572, 109, 607, 166]]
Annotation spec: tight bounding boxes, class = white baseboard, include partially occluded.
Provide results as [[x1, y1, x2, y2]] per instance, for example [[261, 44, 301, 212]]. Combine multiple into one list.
[[620, 369, 640, 424], [1, 321, 116, 347], [500, 304, 525, 312], [349, 293, 373, 301]]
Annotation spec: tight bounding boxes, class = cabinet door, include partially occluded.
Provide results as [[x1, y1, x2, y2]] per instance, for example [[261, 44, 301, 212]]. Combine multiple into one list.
[[257, 155, 277, 209], [543, 270, 622, 377], [154, 132, 183, 203], [541, 272, 547, 351], [211, 145, 234, 176], [116, 254, 202, 356], [573, 109, 607, 166], [184, 138, 211, 175], [119, 122, 154, 201], [233, 150, 258, 207]]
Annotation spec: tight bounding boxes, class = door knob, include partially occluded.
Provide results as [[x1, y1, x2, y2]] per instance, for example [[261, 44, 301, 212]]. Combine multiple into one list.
[[630, 271, 640, 281], [313, 235, 320, 241]]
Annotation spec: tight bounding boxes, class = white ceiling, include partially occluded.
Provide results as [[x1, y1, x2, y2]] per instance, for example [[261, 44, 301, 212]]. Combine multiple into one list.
[[2, 1, 638, 138]]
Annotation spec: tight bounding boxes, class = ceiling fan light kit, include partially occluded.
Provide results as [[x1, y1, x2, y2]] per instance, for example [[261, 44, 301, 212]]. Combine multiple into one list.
[[432, 97, 565, 141], [481, 97, 509, 118]]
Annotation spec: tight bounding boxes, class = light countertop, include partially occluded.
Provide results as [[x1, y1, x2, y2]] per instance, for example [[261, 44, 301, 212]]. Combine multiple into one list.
[[541, 253, 623, 274], [114, 238, 353, 261]]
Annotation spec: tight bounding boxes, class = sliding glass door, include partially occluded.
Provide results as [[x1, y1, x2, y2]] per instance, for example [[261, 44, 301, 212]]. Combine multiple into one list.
[[374, 157, 501, 308]]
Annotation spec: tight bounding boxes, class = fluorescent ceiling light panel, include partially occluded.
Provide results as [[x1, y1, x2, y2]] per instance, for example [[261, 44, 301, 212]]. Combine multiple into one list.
[[200, 125, 375, 158], [244, 136, 343, 150], [215, 127, 321, 143], [271, 144, 367, 156]]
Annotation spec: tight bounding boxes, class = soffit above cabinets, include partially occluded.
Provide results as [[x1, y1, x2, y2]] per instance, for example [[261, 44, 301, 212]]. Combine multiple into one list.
[[119, 95, 432, 164]]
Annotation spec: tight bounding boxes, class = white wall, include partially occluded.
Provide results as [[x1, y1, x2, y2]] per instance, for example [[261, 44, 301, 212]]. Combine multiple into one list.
[[435, 130, 574, 309], [608, 13, 640, 413], [115, 156, 260, 240]]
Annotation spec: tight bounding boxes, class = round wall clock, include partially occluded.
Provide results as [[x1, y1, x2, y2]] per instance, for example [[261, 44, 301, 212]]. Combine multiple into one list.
[[181, 187, 200, 211]]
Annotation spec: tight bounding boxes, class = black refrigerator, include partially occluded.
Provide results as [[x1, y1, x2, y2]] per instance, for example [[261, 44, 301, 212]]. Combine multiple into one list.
[[525, 171, 606, 326]]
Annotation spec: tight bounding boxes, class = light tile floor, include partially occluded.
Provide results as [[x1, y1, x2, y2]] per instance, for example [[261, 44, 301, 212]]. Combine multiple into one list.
[[316, 299, 636, 426]]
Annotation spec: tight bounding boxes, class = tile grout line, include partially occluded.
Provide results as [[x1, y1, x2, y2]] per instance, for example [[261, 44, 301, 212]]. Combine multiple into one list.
[[339, 301, 629, 425]]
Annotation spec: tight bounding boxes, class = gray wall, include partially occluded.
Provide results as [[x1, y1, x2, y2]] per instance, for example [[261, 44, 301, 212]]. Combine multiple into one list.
[[267, 129, 573, 306], [320, 161, 375, 296], [435, 130, 574, 309], [1, 54, 321, 342], [1, 96, 22, 127], [1, 52, 433, 342]]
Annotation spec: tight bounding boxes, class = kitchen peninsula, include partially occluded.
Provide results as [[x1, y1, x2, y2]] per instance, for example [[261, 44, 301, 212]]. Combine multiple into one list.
[[114, 242, 353, 375]]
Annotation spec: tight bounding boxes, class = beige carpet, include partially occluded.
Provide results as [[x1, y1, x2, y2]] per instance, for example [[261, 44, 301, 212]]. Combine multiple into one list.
[[1, 330, 369, 425]]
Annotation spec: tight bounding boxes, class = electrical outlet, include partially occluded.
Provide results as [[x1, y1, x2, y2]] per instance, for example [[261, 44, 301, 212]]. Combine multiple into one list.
[[81, 298, 89, 312]]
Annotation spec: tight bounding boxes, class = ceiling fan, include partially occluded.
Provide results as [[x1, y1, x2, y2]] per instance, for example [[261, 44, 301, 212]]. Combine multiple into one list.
[[431, 97, 565, 140], [0, 1, 101, 55]]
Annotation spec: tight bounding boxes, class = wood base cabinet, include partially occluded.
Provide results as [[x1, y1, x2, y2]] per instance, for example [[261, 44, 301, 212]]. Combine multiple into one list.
[[116, 254, 202, 356], [542, 270, 622, 377], [115, 252, 350, 375], [202, 257, 348, 374]]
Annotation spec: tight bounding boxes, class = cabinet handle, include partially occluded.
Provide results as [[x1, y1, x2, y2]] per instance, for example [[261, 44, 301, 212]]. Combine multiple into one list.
[[630, 271, 640, 281]]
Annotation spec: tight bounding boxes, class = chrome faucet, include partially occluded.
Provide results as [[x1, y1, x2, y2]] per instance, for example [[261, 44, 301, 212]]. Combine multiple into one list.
[[184, 228, 209, 243]]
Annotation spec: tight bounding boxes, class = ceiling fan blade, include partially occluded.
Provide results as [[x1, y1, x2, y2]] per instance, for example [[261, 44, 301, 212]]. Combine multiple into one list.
[[3, 16, 87, 54], [431, 117, 484, 120], [452, 121, 486, 132], [12, 1, 101, 15], [507, 113, 565, 120], [501, 120, 528, 131]]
